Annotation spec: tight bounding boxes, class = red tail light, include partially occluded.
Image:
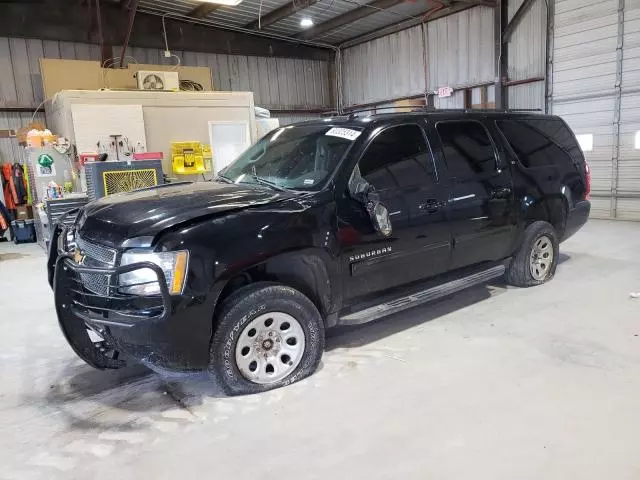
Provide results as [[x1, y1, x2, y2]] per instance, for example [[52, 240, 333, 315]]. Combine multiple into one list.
[[584, 162, 591, 200]]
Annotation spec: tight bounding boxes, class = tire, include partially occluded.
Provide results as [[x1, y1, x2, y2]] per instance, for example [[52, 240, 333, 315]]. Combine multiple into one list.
[[209, 282, 325, 395], [506, 221, 559, 288]]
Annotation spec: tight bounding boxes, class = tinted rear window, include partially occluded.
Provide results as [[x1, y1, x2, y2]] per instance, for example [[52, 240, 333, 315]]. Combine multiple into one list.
[[436, 121, 497, 178], [497, 119, 577, 169], [525, 118, 585, 166]]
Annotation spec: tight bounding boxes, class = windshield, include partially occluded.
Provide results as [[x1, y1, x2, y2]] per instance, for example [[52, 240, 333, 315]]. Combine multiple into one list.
[[219, 124, 361, 190]]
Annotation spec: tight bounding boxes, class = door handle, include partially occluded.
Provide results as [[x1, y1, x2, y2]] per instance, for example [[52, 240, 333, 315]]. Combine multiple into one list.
[[419, 199, 442, 213], [490, 187, 512, 199]]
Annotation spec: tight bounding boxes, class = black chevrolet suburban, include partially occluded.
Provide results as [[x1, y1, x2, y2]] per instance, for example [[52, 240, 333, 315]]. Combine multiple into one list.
[[49, 111, 591, 394]]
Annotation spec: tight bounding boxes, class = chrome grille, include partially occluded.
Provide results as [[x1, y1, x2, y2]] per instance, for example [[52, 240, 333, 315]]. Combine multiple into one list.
[[76, 237, 117, 265], [79, 272, 111, 296], [75, 236, 117, 296]]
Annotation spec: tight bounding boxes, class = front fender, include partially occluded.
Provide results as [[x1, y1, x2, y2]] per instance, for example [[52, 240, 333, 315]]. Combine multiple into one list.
[[263, 249, 336, 316], [156, 199, 341, 322], [210, 248, 340, 329]]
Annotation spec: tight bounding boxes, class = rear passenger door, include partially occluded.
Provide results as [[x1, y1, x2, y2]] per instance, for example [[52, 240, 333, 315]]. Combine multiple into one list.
[[432, 120, 516, 270], [383, 125, 451, 279]]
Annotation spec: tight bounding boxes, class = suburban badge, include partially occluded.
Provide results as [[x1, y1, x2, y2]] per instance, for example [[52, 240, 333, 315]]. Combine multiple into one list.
[[349, 246, 392, 263]]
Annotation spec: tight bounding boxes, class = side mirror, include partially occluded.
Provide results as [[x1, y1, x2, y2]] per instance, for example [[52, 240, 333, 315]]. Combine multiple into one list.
[[348, 169, 370, 201], [367, 201, 392, 237], [348, 166, 392, 237]]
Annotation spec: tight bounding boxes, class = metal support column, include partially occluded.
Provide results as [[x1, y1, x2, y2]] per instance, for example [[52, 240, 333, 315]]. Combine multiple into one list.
[[545, 0, 554, 114], [611, 0, 625, 218], [494, 0, 508, 110]]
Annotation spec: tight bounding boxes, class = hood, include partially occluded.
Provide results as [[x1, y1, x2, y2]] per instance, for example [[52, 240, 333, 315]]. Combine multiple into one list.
[[77, 181, 287, 248]]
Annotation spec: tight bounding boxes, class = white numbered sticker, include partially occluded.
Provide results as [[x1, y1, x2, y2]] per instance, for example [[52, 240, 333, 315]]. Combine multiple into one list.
[[325, 127, 361, 141]]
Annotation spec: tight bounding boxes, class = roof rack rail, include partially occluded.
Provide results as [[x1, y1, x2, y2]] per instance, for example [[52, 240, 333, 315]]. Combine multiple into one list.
[[345, 106, 426, 118], [343, 106, 542, 118]]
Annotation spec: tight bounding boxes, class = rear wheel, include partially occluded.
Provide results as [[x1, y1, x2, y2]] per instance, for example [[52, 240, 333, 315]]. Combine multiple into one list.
[[210, 282, 325, 395], [506, 221, 559, 287], [529, 235, 554, 281]]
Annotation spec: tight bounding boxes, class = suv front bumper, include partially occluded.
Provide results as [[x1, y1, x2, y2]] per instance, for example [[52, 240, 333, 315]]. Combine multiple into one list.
[[50, 223, 214, 372]]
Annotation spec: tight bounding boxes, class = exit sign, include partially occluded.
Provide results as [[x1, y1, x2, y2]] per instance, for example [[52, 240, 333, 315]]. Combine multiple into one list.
[[437, 86, 453, 98]]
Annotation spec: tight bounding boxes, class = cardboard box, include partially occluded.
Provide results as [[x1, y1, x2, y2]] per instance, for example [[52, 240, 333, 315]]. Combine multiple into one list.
[[392, 98, 426, 110], [17, 122, 47, 146], [15, 205, 34, 220]]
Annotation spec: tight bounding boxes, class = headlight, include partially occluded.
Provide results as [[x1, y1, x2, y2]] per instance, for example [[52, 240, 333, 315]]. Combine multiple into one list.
[[57, 226, 75, 254], [119, 249, 189, 296]]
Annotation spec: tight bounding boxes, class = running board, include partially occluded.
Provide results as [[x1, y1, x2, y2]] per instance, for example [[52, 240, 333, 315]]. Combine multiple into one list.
[[339, 265, 505, 325]]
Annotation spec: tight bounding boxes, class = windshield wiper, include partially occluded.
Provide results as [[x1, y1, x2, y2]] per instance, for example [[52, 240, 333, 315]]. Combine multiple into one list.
[[252, 176, 288, 192]]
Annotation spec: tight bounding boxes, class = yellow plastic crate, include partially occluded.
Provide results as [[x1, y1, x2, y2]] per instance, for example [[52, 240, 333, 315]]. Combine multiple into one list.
[[171, 142, 212, 175]]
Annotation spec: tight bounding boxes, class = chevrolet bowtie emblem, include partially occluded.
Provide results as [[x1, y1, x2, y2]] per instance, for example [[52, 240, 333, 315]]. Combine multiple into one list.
[[72, 249, 85, 264]]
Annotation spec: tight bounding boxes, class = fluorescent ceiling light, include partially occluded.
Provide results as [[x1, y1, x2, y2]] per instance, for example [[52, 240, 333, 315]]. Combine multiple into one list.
[[196, 0, 243, 6], [300, 17, 314, 27]]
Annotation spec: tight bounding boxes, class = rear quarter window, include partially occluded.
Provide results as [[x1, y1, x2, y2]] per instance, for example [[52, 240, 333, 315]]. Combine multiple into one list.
[[523, 118, 585, 167], [496, 118, 579, 169]]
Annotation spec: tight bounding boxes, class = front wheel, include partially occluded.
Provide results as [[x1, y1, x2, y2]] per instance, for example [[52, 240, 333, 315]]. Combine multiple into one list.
[[210, 283, 325, 395], [506, 221, 559, 287]]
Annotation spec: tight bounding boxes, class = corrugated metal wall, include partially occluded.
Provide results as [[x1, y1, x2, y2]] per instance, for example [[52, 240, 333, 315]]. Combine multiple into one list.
[[550, 0, 640, 220], [0, 37, 331, 110], [272, 113, 321, 125], [426, 7, 495, 91], [0, 112, 45, 167], [341, 24, 425, 106], [173, 50, 330, 110], [507, 0, 547, 109], [0, 36, 331, 164], [341, 6, 495, 107]]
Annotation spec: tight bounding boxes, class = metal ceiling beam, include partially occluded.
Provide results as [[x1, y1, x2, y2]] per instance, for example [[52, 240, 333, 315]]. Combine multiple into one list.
[[119, 0, 139, 67], [187, 3, 222, 19], [246, 0, 319, 30], [502, 0, 535, 42], [0, 2, 333, 60], [295, 0, 405, 40], [455, 0, 496, 6]]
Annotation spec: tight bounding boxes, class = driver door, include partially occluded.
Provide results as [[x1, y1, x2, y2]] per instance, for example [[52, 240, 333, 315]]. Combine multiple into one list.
[[337, 123, 451, 302]]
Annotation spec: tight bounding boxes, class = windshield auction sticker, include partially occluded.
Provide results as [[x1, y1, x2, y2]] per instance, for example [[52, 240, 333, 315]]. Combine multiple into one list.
[[325, 127, 362, 141]]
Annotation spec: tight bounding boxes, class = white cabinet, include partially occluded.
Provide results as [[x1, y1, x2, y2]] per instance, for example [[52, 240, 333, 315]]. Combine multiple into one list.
[[46, 90, 258, 179]]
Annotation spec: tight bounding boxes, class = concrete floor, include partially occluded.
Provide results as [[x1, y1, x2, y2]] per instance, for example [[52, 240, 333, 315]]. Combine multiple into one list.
[[1, 219, 640, 480]]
